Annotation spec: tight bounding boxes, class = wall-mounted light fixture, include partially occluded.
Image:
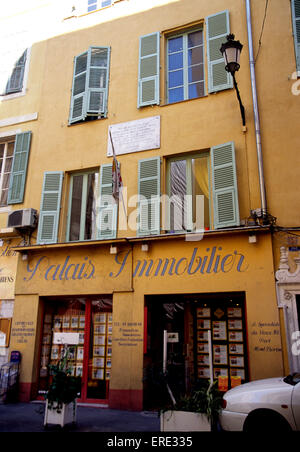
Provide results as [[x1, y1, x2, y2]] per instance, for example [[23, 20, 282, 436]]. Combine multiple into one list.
[[220, 34, 246, 128], [110, 245, 118, 254], [141, 243, 149, 252]]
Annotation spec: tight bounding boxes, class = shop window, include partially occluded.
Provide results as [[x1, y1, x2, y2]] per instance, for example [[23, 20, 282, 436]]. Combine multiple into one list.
[[39, 298, 112, 402], [137, 10, 232, 108], [68, 46, 111, 125], [0, 132, 32, 206], [144, 293, 248, 410]]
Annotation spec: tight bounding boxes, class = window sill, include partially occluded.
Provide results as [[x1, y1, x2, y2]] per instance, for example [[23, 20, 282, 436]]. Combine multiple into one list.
[[159, 95, 208, 108]]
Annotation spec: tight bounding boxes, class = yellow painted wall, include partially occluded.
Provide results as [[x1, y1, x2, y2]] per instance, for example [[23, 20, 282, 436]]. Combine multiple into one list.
[[0, 0, 296, 400]]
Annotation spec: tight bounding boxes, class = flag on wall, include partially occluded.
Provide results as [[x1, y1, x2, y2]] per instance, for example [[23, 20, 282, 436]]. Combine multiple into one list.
[[109, 129, 123, 201]]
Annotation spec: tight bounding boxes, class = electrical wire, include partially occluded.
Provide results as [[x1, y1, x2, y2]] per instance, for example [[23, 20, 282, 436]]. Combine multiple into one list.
[[255, 0, 269, 63]]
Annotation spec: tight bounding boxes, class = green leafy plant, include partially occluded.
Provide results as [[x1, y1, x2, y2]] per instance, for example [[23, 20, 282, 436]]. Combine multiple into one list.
[[165, 380, 223, 425], [45, 348, 81, 413]]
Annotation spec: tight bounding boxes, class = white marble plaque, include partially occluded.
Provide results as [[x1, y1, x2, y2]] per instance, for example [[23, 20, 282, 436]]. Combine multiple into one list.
[[107, 116, 160, 156]]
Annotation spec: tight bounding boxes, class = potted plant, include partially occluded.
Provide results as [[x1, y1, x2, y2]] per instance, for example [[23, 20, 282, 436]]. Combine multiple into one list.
[[44, 348, 81, 428], [160, 380, 223, 432]]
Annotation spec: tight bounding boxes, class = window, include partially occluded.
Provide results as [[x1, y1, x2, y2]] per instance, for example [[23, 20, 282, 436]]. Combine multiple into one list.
[[87, 0, 113, 13], [138, 10, 233, 108], [137, 142, 239, 237], [0, 140, 14, 206], [167, 153, 210, 231], [37, 164, 118, 244], [167, 29, 205, 104], [66, 171, 99, 241], [0, 132, 31, 207], [5, 49, 27, 95], [69, 46, 111, 125], [292, 0, 300, 72]]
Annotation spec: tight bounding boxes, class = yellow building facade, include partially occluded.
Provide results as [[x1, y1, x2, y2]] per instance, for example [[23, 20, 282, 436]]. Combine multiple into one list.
[[0, 0, 299, 409]]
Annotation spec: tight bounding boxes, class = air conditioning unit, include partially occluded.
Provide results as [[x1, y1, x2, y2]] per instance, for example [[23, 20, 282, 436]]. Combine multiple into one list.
[[7, 208, 38, 230]]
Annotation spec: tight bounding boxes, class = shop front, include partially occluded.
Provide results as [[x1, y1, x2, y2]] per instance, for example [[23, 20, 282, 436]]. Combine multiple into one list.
[[12, 229, 284, 410]]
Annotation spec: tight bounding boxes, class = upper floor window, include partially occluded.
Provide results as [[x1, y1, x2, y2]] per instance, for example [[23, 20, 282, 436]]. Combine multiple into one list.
[[292, 0, 300, 72], [0, 140, 14, 206], [137, 10, 233, 108], [5, 49, 27, 95], [137, 142, 240, 237], [66, 171, 99, 241], [69, 46, 111, 125], [87, 0, 113, 13], [167, 29, 205, 104], [0, 132, 31, 207], [167, 153, 210, 231]]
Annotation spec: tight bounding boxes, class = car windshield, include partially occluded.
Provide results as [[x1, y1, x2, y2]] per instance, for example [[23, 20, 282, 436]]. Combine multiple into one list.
[[283, 373, 300, 386]]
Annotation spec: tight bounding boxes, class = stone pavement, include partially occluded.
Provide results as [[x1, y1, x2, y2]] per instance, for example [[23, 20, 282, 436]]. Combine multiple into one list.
[[0, 402, 160, 432]]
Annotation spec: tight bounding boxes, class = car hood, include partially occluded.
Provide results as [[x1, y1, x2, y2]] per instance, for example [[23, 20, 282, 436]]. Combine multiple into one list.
[[223, 377, 293, 413]]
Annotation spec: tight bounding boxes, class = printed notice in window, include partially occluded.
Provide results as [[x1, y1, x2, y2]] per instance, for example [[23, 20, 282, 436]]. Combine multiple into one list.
[[107, 116, 160, 156]]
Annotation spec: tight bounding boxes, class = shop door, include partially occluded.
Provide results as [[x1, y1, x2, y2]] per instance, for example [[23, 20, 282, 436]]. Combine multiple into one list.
[[38, 298, 112, 404]]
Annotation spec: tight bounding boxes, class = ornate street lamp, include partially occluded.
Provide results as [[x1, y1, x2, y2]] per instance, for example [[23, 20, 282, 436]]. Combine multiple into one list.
[[220, 34, 246, 127]]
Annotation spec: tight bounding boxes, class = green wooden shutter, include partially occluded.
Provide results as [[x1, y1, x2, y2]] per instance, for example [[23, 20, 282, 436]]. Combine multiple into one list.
[[138, 156, 160, 236], [97, 164, 118, 239], [69, 51, 88, 124], [292, 0, 300, 72], [86, 47, 110, 118], [69, 47, 110, 124], [211, 142, 239, 229], [138, 32, 160, 107], [7, 131, 31, 204], [37, 172, 64, 244], [6, 49, 27, 94], [206, 10, 233, 93]]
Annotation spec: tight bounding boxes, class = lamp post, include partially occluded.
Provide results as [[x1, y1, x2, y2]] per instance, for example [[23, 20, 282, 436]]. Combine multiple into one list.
[[220, 34, 246, 127]]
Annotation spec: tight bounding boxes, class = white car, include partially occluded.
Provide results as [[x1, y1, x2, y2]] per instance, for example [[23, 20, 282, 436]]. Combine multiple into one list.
[[219, 373, 300, 431]]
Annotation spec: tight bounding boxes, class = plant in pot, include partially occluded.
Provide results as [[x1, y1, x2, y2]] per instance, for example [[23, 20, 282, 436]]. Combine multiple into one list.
[[160, 380, 223, 432], [44, 348, 81, 428]]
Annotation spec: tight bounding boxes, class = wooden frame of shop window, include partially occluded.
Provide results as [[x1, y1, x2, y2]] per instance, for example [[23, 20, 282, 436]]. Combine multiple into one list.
[[0, 318, 12, 347]]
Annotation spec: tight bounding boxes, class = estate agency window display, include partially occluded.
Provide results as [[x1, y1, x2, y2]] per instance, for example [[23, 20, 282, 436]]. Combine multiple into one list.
[[194, 299, 248, 389], [39, 298, 112, 401]]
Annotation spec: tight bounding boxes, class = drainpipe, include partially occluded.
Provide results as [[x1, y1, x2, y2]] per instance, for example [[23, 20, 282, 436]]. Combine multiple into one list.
[[245, 0, 268, 219]]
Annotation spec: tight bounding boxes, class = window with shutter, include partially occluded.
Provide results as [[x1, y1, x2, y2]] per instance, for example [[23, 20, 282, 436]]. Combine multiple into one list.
[[37, 172, 64, 244], [5, 49, 27, 95], [206, 10, 233, 93], [292, 0, 300, 72], [7, 132, 32, 205], [98, 164, 118, 239], [137, 157, 160, 236], [211, 142, 239, 229], [138, 32, 160, 107], [165, 144, 239, 233], [69, 46, 110, 125]]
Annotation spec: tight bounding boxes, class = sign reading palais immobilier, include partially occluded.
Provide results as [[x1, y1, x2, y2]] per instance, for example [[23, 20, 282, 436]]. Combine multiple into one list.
[[107, 116, 160, 156]]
